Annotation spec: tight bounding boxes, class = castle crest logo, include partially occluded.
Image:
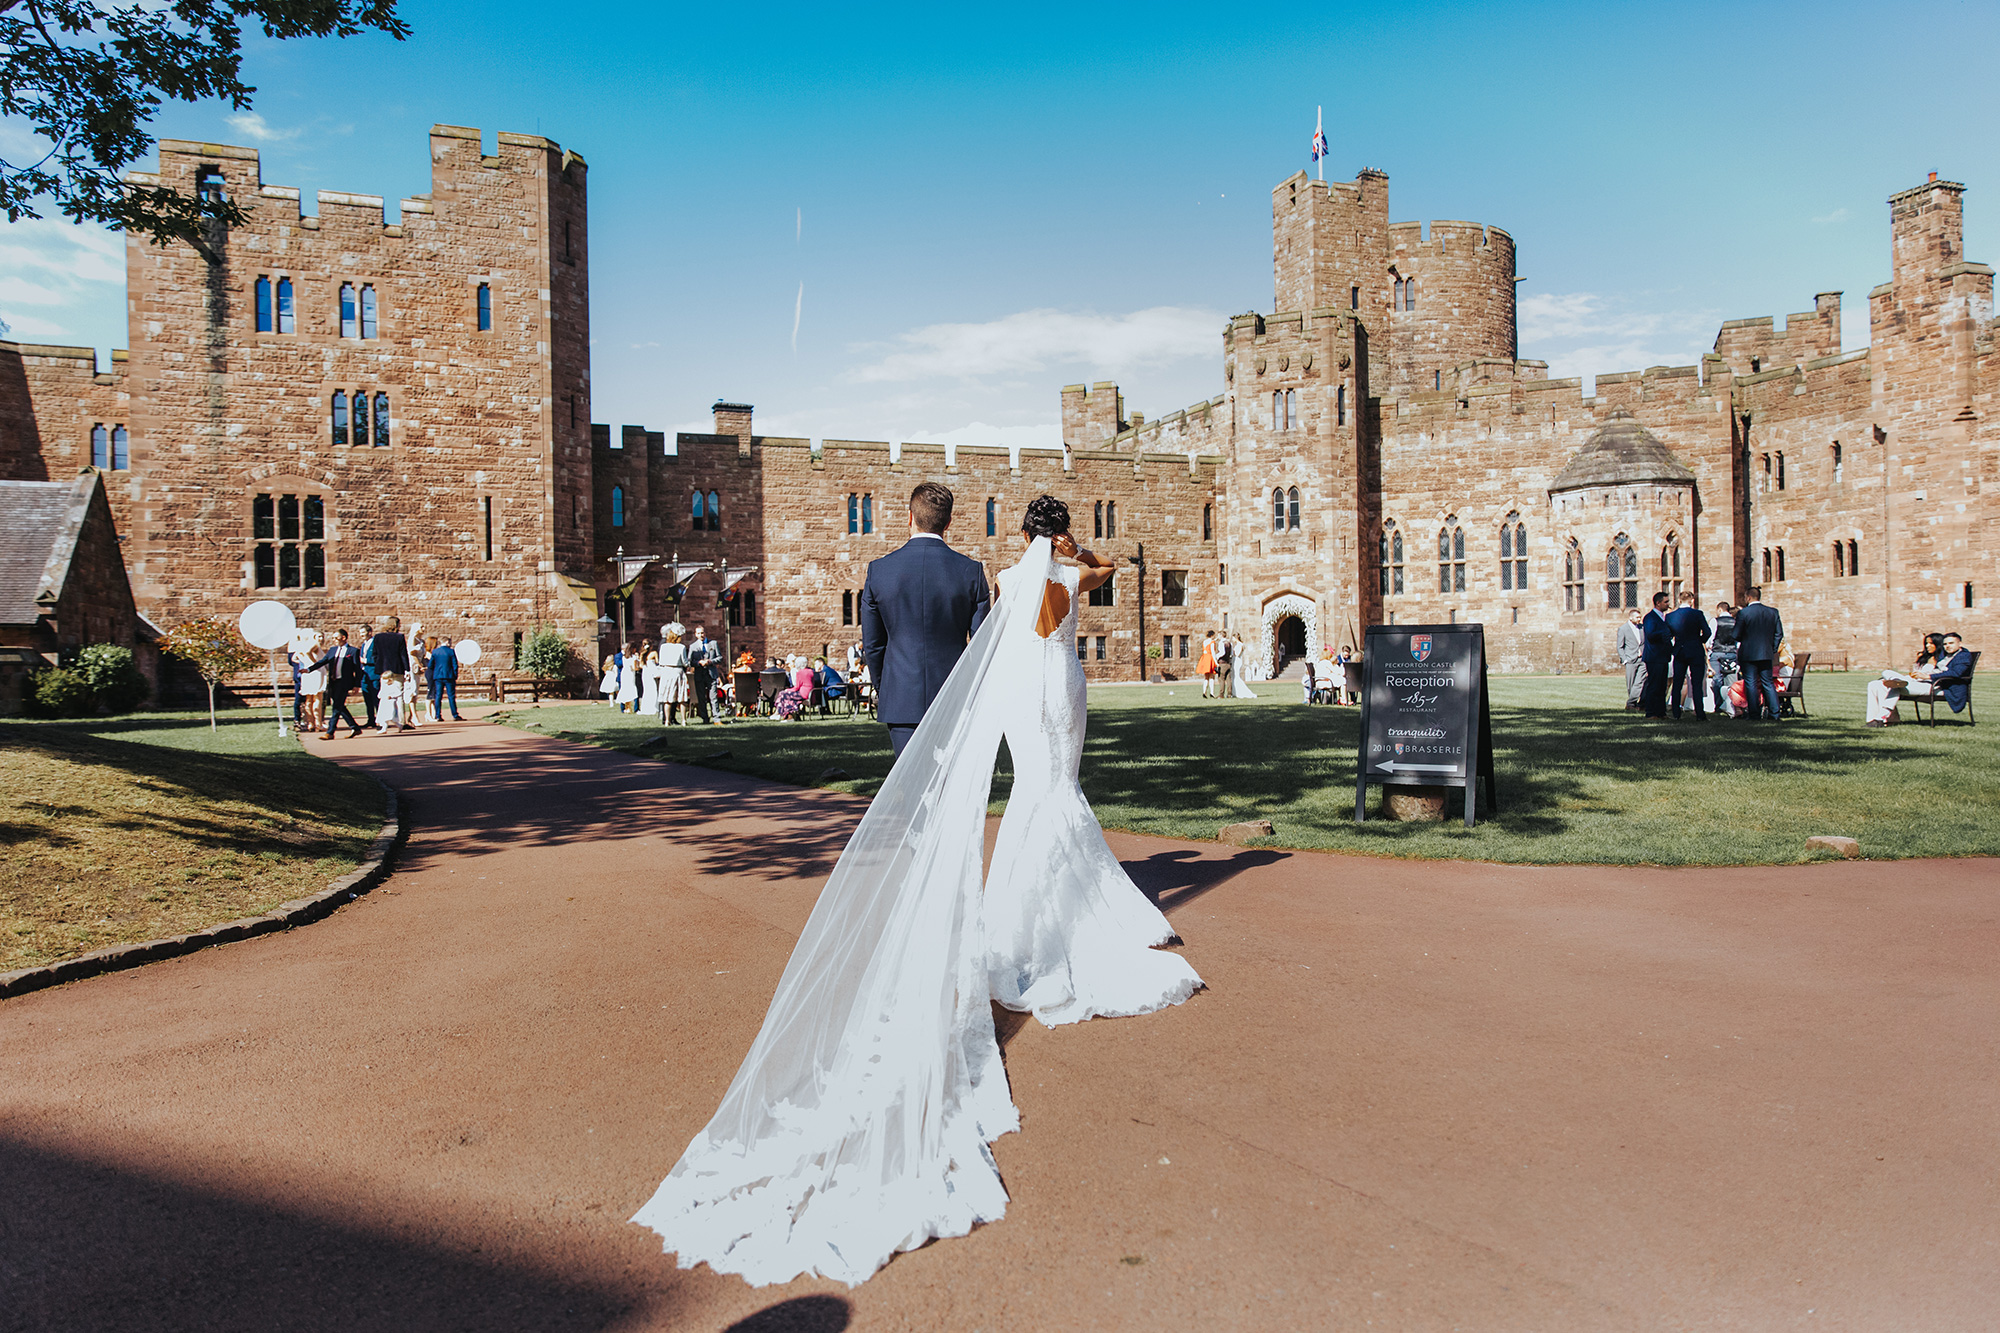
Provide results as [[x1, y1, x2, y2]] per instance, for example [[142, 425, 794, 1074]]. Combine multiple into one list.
[[1411, 634, 1433, 662]]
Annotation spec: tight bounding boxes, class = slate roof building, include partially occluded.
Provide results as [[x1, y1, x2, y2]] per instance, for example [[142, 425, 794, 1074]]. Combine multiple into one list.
[[0, 472, 149, 712]]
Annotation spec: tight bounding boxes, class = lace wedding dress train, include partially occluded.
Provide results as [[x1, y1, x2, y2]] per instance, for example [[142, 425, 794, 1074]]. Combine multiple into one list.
[[630, 539, 1200, 1287], [984, 563, 1203, 1026]]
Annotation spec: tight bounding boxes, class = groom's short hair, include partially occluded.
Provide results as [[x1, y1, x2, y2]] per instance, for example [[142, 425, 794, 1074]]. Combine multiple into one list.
[[909, 482, 953, 534]]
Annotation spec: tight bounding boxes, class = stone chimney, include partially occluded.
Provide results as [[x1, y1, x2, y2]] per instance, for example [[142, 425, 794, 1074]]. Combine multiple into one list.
[[713, 400, 753, 456]]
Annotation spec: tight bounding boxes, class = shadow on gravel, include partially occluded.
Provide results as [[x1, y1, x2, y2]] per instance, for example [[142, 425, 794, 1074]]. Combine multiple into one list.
[[723, 1293, 853, 1331], [0, 1138, 633, 1332], [1124, 847, 1290, 912]]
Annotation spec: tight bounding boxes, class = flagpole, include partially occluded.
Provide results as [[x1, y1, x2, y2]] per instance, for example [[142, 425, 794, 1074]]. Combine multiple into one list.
[[1315, 106, 1324, 181]]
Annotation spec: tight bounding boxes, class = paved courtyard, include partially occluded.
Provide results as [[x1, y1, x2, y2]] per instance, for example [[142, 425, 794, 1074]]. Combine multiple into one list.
[[3, 717, 1995, 1331]]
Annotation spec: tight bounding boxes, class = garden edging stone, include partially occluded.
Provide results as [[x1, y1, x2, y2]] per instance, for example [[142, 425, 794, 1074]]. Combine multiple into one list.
[[0, 782, 405, 1000]]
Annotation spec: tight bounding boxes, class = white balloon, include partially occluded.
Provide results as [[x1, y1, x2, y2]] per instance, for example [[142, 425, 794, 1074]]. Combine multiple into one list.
[[455, 639, 483, 667], [239, 600, 297, 650]]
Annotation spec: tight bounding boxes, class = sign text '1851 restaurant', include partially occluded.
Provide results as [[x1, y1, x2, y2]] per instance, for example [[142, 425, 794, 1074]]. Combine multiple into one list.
[[1353, 623, 1497, 828]]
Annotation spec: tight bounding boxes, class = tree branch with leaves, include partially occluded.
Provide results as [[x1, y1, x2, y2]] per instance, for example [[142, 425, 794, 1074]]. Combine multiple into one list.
[[160, 613, 266, 727], [0, 0, 408, 254]]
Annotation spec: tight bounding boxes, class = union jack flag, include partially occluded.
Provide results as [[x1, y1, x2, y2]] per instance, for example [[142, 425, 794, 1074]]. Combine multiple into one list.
[[1311, 108, 1327, 162]]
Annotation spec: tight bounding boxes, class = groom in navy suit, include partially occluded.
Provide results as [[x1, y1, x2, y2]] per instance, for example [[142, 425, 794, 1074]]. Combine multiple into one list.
[[860, 481, 992, 759]]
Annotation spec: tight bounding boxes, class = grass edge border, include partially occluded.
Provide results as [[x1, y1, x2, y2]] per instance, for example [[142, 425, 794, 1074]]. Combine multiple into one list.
[[0, 781, 406, 1000]]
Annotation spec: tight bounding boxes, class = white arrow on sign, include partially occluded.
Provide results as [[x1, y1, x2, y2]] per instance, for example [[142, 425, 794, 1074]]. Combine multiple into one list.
[[1374, 760, 1460, 774]]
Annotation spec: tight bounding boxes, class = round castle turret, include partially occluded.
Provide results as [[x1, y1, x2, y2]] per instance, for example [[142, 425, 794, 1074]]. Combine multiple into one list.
[[1385, 218, 1517, 394]]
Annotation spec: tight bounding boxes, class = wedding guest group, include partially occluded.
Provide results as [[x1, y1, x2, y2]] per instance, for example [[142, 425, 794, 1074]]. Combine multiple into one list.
[[1866, 631, 1976, 725]]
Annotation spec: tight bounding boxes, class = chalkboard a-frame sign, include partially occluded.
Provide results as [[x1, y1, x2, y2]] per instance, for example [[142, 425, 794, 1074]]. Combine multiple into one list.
[[1353, 623, 1497, 828]]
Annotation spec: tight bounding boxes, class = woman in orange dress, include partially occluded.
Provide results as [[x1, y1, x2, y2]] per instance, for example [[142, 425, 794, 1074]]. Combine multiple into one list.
[[1197, 632, 1219, 698]]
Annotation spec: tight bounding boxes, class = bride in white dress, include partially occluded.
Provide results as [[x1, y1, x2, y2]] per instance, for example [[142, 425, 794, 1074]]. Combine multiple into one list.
[[632, 495, 1201, 1287]]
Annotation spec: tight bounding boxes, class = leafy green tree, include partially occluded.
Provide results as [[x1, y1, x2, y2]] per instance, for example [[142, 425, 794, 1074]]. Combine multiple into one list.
[[76, 642, 147, 711], [514, 625, 571, 682], [160, 614, 264, 728], [1, 1, 408, 253]]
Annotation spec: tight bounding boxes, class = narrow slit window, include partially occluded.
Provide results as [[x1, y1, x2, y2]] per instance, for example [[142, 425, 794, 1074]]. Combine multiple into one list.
[[255, 277, 272, 332], [359, 284, 378, 339], [374, 393, 389, 446], [1203, 503, 1213, 541], [696, 491, 709, 532], [1272, 488, 1285, 533], [340, 283, 357, 338], [276, 278, 294, 333], [842, 590, 854, 625], [1105, 501, 1116, 538], [483, 497, 494, 561], [611, 485, 625, 528], [1094, 501, 1104, 539], [1336, 384, 1346, 426], [861, 493, 873, 535], [111, 426, 128, 470], [1848, 539, 1859, 576], [1287, 486, 1300, 531], [90, 424, 108, 468], [477, 283, 492, 331], [1776, 451, 1785, 490], [331, 392, 348, 446], [353, 391, 370, 448], [986, 497, 996, 537], [843, 493, 854, 534], [706, 490, 720, 531], [1832, 441, 1843, 483]]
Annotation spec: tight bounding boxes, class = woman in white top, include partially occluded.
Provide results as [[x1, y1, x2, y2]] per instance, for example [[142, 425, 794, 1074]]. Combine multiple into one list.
[[1230, 637, 1256, 698], [616, 643, 641, 713], [637, 649, 662, 718], [293, 630, 325, 734], [658, 623, 692, 725]]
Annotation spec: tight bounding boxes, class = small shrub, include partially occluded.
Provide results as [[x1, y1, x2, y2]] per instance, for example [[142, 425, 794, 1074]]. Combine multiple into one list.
[[29, 666, 94, 717], [76, 643, 147, 712], [515, 625, 572, 680]]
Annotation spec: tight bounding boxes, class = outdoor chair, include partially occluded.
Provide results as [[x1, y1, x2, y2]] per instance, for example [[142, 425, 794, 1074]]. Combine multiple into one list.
[[1909, 650, 1979, 726], [759, 669, 787, 716], [1777, 653, 1812, 717], [731, 670, 759, 718]]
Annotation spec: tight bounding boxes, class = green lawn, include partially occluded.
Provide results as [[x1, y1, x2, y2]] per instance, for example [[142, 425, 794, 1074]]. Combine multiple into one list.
[[495, 672, 1994, 866], [1, 713, 383, 970]]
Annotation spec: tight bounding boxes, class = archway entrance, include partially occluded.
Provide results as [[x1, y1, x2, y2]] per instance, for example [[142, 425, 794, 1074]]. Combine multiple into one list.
[[1274, 614, 1308, 675]]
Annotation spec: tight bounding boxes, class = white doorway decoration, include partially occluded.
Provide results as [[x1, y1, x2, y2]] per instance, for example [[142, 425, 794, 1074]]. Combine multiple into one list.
[[1256, 594, 1320, 680]]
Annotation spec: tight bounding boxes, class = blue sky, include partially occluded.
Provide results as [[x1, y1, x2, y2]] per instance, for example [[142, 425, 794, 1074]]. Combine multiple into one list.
[[4, 0, 1997, 448]]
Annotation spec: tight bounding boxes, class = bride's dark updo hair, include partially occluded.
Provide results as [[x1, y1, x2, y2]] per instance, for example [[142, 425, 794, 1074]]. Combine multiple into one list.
[[1020, 495, 1070, 538]]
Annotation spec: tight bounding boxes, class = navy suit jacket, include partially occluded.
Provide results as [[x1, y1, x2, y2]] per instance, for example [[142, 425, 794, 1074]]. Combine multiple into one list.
[[1640, 609, 1673, 662], [1665, 606, 1711, 661], [860, 535, 992, 725], [1931, 647, 1975, 712], [1734, 602, 1785, 663], [306, 643, 365, 690]]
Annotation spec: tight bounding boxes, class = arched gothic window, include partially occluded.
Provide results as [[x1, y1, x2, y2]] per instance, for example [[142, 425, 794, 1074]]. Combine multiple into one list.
[[373, 393, 390, 446], [339, 283, 358, 338], [1562, 538, 1584, 612], [1606, 534, 1638, 608], [1846, 538, 1859, 576], [1438, 516, 1465, 593], [692, 491, 706, 531], [1659, 532, 1683, 600], [611, 485, 625, 528], [353, 391, 370, 448], [1379, 520, 1403, 595], [1286, 486, 1300, 531], [90, 424, 108, 468], [1499, 512, 1527, 590], [706, 490, 721, 531], [1271, 488, 1285, 533], [330, 391, 348, 445]]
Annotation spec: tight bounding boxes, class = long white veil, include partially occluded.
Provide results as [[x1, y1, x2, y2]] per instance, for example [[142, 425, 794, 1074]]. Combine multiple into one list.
[[632, 537, 1057, 1287]]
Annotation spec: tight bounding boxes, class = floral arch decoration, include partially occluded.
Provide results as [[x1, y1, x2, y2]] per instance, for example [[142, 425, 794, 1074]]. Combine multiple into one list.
[[1254, 593, 1320, 682]]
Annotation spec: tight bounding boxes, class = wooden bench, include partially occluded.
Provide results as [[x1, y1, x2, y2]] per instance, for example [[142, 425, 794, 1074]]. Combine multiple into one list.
[[1807, 652, 1850, 672], [495, 675, 556, 703]]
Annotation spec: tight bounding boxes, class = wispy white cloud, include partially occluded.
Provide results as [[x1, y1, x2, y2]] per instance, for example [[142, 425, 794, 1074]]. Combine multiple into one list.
[[1518, 290, 1720, 385], [223, 111, 302, 143], [1811, 207, 1849, 225], [0, 217, 126, 348], [850, 305, 1221, 384]]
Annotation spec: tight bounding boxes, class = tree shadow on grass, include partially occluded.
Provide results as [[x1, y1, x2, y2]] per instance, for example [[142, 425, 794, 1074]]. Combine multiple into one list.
[[724, 1295, 853, 1332], [1, 725, 380, 860], [0, 1136, 635, 1332], [1076, 699, 1960, 847]]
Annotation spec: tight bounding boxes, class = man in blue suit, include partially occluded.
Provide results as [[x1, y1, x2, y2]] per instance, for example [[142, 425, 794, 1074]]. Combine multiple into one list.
[[860, 482, 992, 759], [1639, 590, 1674, 719], [1734, 586, 1786, 721], [305, 629, 367, 739], [1665, 592, 1711, 721]]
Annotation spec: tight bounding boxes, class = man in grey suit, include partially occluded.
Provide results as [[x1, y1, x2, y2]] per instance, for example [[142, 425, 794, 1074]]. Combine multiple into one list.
[[859, 482, 992, 759], [1734, 586, 1786, 721], [1616, 608, 1646, 710]]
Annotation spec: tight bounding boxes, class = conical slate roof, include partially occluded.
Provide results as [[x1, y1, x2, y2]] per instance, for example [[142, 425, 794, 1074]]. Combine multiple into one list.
[[1548, 410, 1696, 492]]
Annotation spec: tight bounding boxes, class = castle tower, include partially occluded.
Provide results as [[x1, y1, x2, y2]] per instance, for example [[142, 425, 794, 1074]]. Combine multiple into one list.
[[99, 125, 597, 648]]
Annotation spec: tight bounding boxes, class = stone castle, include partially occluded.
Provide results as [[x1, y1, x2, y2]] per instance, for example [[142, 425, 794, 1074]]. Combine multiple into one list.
[[0, 124, 1991, 688]]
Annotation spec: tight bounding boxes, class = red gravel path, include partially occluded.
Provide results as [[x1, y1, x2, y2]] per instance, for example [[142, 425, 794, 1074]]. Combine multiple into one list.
[[2, 716, 1995, 1331]]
